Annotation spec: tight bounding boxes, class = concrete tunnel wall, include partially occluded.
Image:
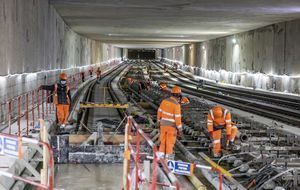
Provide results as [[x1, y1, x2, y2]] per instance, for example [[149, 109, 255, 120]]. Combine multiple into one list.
[[162, 19, 300, 94], [0, 0, 122, 103]]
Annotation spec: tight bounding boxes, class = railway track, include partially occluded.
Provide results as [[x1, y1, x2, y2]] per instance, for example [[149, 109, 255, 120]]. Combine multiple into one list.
[[79, 63, 128, 133], [155, 61, 300, 109], [152, 62, 300, 127]]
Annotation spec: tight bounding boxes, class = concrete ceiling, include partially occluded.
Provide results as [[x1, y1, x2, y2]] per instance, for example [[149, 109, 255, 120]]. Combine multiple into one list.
[[50, 0, 300, 48]]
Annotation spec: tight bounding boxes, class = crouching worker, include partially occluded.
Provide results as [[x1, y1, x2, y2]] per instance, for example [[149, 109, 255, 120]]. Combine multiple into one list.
[[207, 105, 237, 157], [40, 73, 71, 128], [157, 86, 183, 159]]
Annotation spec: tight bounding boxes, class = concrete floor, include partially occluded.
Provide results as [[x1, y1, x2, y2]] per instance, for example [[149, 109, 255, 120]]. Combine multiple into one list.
[[55, 164, 123, 190]]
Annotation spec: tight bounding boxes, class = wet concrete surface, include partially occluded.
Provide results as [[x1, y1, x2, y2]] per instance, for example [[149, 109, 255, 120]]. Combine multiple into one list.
[[55, 164, 123, 190]]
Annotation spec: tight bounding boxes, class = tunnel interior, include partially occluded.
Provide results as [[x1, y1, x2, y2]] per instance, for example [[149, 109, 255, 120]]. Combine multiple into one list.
[[1, 1, 300, 190]]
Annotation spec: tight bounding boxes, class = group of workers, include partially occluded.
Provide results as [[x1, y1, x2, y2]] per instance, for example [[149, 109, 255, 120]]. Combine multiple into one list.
[[128, 77, 236, 159], [89, 67, 102, 81], [42, 66, 236, 159], [156, 83, 237, 159]]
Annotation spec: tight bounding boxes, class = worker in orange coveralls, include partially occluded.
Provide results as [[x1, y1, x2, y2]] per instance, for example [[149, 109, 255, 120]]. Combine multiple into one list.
[[40, 73, 71, 128], [157, 86, 183, 159], [207, 105, 237, 157], [89, 67, 93, 78], [96, 67, 102, 81]]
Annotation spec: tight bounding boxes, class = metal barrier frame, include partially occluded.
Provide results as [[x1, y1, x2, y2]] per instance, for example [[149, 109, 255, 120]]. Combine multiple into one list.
[[123, 116, 181, 190], [0, 130, 54, 189], [0, 63, 121, 136]]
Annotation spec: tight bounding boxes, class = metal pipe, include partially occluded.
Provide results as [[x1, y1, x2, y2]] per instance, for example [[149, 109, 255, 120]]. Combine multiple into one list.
[[239, 133, 249, 142], [257, 168, 294, 190]]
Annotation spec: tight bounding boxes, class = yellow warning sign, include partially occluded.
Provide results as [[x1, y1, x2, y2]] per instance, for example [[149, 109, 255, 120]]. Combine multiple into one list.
[[80, 102, 128, 109]]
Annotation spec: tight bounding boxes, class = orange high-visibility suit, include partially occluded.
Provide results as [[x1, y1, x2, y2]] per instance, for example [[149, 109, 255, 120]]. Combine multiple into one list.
[[96, 68, 101, 79], [41, 73, 71, 126], [54, 77, 71, 125], [157, 96, 182, 157], [207, 106, 234, 156]]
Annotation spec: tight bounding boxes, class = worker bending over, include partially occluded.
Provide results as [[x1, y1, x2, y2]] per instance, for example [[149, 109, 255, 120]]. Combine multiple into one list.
[[40, 73, 71, 128], [157, 86, 183, 159], [207, 105, 237, 157]]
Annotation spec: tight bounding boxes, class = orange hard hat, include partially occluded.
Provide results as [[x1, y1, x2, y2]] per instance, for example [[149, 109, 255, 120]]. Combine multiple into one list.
[[160, 82, 167, 89], [212, 106, 223, 118], [181, 96, 190, 105], [171, 86, 181, 94], [60, 73, 67, 80]]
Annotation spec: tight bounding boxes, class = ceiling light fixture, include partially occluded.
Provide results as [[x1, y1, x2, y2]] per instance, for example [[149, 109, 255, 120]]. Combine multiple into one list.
[[232, 38, 237, 44]]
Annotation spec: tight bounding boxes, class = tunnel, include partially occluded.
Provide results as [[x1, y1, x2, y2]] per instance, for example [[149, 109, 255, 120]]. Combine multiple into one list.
[[0, 0, 300, 190]]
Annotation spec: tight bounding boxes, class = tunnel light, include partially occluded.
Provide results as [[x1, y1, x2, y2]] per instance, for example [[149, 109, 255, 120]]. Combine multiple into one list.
[[202, 45, 205, 50], [232, 38, 237, 44]]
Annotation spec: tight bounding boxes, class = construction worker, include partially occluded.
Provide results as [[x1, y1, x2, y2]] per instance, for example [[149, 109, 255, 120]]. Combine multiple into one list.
[[180, 96, 190, 105], [159, 82, 168, 91], [96, 68, 102, 81], [163, 64, 167, 71], [197, 79, 204, 89], [40, 73, 71, 128], [80, 71, 85, 82], [157, 86, 183, 159], [174, 64, 178, 70], [89, 67, 93, 78], [207, 105, 233, 157]]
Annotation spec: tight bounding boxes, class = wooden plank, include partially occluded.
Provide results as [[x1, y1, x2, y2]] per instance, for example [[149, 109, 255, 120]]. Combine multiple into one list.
[[104, 135, 144, 144], [69, 134, 90, 144], [68, 134, 145, 144]]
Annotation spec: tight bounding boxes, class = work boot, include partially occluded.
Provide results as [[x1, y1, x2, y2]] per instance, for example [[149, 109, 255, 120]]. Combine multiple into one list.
[[156, 152, 164, 160], [166, 154, 175, 160], [59, 124, 66, 132], [54, 124, 60, 134]]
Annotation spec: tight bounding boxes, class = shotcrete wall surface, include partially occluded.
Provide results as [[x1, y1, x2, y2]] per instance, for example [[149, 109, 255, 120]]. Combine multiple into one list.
[[0, 0, 122, 101], [163, 19, 300, 94]]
